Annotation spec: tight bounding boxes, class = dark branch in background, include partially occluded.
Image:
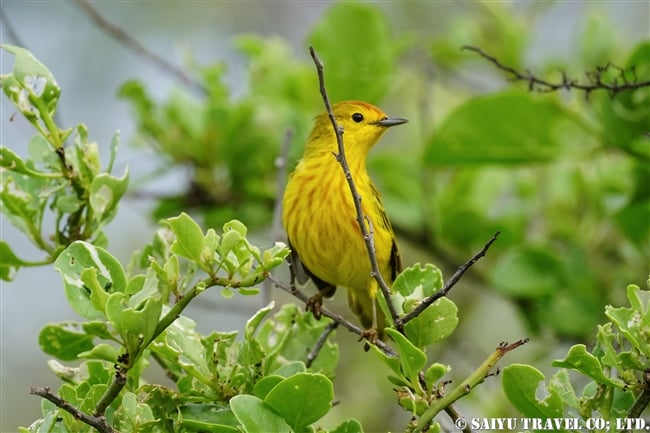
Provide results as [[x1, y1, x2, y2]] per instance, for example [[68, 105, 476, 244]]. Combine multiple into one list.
[[463, 45, 650, 96], [400, 231, 500, 326], [263, 129, 294, 305], [308, 46, 403, 334], [30, 387, 117, 433], [74, 0, 206, 95], [306, 321, 339, 368], [0, 7, 25, 48], [268, 274, 397, 357]]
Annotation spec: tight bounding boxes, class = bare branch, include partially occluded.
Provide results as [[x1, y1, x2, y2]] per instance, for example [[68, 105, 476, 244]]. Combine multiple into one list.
[[401, 231, 500, 326], [308, 46, 402, 333], [268, 273, 397, 357], [306, 321, 339, 368], [463, 45, 650, 96], [263, 129, 294, 305], [30, 387, 117, 433], [74, 0, 205, 95]]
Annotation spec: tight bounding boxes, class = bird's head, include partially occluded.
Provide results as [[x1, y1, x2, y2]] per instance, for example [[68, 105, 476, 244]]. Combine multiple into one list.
[[306, 100, 408, 158]]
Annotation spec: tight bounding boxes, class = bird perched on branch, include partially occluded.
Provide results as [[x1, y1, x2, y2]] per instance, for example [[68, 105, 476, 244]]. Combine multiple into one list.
[[282, 100, 407, 340]]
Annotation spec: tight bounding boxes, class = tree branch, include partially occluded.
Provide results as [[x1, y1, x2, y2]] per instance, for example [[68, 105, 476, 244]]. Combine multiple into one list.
[[414, 339, 529, 432], [308, 46, 402, 334], [401, 231, 500, 326], [30, 387, 117, 433], [462, 45, 650, 96], [306, 321, 339, 368], [268, 273, 397, 357]]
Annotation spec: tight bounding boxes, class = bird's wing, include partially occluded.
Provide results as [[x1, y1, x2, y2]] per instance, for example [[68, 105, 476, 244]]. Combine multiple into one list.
[[370, 183, 402, 282], [287, 238, 337, 298]]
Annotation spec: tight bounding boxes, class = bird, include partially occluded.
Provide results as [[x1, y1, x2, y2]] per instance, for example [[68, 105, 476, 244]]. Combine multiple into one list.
[[282, 100, 407, 340]]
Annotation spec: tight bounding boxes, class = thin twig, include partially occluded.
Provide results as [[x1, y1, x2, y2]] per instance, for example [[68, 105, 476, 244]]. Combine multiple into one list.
[[400, 231, 500, 326], [30, 387, 117, 433], [263, 129, 293, 305], [308, 46, 402, 333], [462, 45, 650, 96], [268, 274, 397, 357], [306, 321, 339, 368], [74, 0, 205, 95]]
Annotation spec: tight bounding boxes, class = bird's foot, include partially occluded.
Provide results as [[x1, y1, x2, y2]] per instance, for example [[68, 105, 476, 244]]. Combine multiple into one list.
[[359, 328, 379, 351], [306, 293, 323, 320]]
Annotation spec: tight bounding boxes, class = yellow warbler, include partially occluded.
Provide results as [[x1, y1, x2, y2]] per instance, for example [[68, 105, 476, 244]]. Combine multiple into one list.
[[282, 100, 407, 338]]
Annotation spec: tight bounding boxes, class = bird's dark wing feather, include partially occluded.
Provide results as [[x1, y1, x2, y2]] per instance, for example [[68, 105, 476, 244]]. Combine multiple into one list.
[[287, 238, 337, 298]]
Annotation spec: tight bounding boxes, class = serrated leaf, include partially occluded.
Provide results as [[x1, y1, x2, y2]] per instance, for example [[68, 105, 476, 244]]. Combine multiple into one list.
[[264, 373, 333, 430]]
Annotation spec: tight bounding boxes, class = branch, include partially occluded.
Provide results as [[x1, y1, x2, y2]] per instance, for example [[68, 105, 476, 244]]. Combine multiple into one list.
[[462, 45, 650, 96], [414, 339, 529, 432], [30, 387, 117, 433], [94, 367, 127, 416], [308, 46, 402, 333], [306, 321, 339, 368], [268, 274, 397, 357], [400, 231, 500, 326], [263, 129, 294, 305], [74, 0, 205, 95]]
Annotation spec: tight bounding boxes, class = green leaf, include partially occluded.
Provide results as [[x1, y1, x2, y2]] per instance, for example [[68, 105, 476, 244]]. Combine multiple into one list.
[[113, 392, 157, 432], [78, 343, 119, 363], [489, 247, 563, 298], [2, 44, 61, 117], [551, 344, 624, 388], [253, 375, 284, 400], [38, 322, 95, 361], [54, 241, 127, 320], [307, 2, 403, 103], [230, 394, 291, 433], [106, 287, 163, 359], [502, 364, 563, 418], [392, 263, 443, 298], [245, 302, 274, 341], [331, 419, 365, 433], [0, 240, 28, 281], [178, 404, 239, 432], [404, 297, 459, 348], [385, 328, 427, 385], [424, 91, 593, 165], [166, 212, 205, 263], [423, 363, 450, 392], [264, 373, 333, 430], [89, 169, 129, 225]]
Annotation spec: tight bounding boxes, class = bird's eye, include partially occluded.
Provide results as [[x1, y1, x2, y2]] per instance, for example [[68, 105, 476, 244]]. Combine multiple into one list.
[[352, 112, 364, 123]]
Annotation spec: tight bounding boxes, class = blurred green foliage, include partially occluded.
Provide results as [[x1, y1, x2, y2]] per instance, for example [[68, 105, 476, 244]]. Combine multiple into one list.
[[120, 1, 648, 340], [2, 1, 649, 432]]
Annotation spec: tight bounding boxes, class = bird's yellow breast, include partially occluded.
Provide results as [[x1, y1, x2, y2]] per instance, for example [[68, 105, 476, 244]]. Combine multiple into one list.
[[282, 154, 394, 294]]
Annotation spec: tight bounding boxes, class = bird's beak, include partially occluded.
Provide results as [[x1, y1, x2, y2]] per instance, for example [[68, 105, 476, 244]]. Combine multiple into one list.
[[375, 117, 408, 127]]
